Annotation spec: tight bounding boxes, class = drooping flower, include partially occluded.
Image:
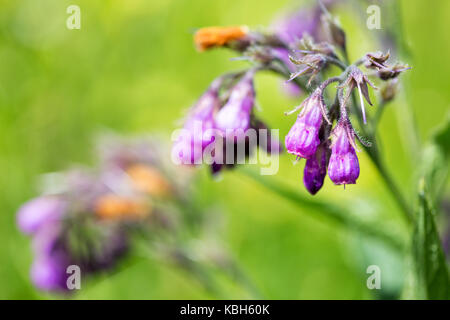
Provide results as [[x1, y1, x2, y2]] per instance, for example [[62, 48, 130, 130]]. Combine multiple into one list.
[[30, 252, 69, 291], [172, 78, 222, 164], [303, 143, 329, 195], [285, 88, 329, 158], [327, 121, 360, 185], [215, 70, 256, 139]]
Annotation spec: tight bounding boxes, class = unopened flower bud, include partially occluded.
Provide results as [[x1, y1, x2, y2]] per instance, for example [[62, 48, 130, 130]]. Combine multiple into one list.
[[364, 51, 390, 70], [380, 79, 399, 102], [339, 66, 377, 124], [285, 88, 329, 158], [378, 62, 411, 80], [173, 79, 222, 164], [303, 143, 329, 195], [215, 70, 256, 138]]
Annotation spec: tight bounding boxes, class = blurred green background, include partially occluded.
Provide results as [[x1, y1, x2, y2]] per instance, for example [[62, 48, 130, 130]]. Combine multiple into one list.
[[0, 0, 449, 299]]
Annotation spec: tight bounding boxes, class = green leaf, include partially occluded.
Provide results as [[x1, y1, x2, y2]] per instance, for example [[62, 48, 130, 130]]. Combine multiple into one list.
[[412, 179, 449, 299]]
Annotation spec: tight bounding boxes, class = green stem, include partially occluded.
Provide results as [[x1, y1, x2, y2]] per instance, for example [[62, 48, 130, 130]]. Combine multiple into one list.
[[239, 167, 406, 252], [349, 90, 414, 225], [364, 146, 414, 225]]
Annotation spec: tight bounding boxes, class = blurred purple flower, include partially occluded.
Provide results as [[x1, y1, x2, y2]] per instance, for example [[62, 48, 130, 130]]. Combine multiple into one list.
[[173, 78, 222, 164], [17, 196, 66, 235], [215, 70, 256, 139], [31, 253, 69, 292]]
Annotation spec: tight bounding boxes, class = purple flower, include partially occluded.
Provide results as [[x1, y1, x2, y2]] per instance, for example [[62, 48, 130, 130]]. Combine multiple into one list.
[[327, 122, 360, 185], [17, 196, 66, 235], [29, 223, 70, 292], [303, 143, 329, 195], [285, 89, 329, 158], [173, 79, 222, 164], [215, 71, 255, 139], [29, 219, 129, 292]]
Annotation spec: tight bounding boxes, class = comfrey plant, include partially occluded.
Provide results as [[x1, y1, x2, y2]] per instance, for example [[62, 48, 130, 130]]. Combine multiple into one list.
[[17, 135, 257, 296], [174, 0, 450, 300], [173, 0, 409, 196]]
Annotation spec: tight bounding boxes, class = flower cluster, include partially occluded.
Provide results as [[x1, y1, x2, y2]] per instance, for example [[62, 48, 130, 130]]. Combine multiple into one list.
[[179, 0, 409, 195], [285, 46, 408, 194], [17, 134, 225, 293], [172, 69, 282, 175], [17, 168, 132, 292], [172, 2, 342, 174]]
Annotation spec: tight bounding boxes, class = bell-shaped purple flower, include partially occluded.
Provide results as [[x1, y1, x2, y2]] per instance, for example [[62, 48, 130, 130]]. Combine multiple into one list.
[[303, 143, 329, 195], [215, 71, 255, 138], [327, 122, 360, 185], [173, 79, 222, 164], [285, 89, 329, 158], [29, 223, 70, 291], [17, 196, 66, 235]]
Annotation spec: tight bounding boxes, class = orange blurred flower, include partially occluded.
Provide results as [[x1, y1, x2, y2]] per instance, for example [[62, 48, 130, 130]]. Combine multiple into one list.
[[194, 26, 248, 51], [95, 194, 150, 220], [126, 164, 172, 197]]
